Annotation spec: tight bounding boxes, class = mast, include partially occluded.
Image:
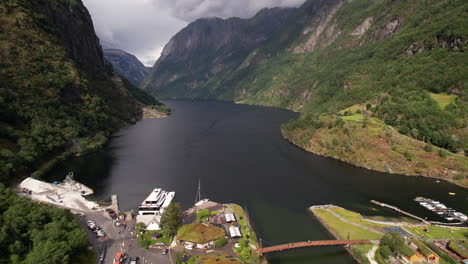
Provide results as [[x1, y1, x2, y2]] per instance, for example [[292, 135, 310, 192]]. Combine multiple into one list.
[[195, 179, 201, 204]]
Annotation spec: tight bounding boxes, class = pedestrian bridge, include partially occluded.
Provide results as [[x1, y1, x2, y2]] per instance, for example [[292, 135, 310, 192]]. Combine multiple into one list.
[[256, 239, 372, 254]]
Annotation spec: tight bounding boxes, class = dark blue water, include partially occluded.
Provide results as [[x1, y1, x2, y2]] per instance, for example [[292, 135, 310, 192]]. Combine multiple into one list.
[[47, 100, 468, 264]]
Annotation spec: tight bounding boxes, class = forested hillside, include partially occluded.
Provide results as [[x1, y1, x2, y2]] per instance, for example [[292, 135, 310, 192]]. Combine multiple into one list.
[[144, 0, 467, 185], [0, 1, 162, 262], [0, 0, 160, 184]]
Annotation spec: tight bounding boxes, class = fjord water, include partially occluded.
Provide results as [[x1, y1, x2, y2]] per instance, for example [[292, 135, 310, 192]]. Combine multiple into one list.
[[48, 100, 468, 264]]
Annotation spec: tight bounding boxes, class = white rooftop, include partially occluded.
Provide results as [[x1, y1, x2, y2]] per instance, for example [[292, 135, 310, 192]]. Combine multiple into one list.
[[229, 226, 242, 238]]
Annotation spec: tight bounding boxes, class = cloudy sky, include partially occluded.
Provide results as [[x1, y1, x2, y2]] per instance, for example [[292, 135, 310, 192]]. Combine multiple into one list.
[[82, 0, 306, 66]]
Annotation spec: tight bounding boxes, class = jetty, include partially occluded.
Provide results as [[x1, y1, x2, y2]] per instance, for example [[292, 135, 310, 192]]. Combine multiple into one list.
[[370, 200, 430, 224]]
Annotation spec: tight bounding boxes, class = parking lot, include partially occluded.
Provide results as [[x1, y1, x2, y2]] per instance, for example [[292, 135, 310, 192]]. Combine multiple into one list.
[[78, 211, 171, 264]]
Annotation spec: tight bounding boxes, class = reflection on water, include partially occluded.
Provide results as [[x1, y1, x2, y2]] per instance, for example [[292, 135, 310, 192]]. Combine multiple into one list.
[[48, 100, 468, 264]]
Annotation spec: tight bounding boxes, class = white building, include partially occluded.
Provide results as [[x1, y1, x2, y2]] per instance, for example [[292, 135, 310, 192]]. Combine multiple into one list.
[[229, 226, 242, 238], [136, 214, 162, 231]]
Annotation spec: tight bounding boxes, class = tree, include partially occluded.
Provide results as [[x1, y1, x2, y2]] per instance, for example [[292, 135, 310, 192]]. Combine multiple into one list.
[[380, 232, 405, 256], [379, 245, 392, 260], [160, 203, 182, 236], [197, 209, 210, 221]]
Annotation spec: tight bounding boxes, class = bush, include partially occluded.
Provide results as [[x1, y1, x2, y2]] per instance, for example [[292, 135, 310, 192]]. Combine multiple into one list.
[[215, 237, 227, 247], [403, 151, 413, 161], [438, 149, 449, 158], [197, 209, 210, 220], [425, 143, 433, 152], [332, 137, 340, 146]]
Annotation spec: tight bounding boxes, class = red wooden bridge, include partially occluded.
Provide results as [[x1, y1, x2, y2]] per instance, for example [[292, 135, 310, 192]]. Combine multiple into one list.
[[255, 239, 371, 254]]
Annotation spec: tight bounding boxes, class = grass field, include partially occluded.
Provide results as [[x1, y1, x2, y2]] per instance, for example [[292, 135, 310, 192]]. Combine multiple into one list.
[[313, 208, 384, 240], [177, 223, 225, 244], [407, 226, 468, 240], [448, 240, 468, 258], [430, 92, 457, 109]]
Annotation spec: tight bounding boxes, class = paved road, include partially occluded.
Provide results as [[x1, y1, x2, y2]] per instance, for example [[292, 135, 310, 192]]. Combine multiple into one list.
[[367, 245, 378, 264]]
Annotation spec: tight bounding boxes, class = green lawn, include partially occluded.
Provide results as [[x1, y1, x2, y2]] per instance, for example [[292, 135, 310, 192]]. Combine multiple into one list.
[[329, 207, 390, 228], [313, 208, 384, 240], [339, 104, 366, 114], [430, 92, 457, 109], [407, 226, 468, 240], [448, 240, 468, 258]]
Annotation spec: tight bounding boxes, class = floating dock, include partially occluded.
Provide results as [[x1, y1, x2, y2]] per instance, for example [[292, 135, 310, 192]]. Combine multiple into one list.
[[414, 197, 467, 223]]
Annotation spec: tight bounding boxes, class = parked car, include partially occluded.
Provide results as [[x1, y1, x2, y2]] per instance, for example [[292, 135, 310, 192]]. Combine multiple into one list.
[[184, 244, 193, 250], [106, 209, 118, 219], [129, 256, 139, 264], [162, 248, 168, 255], [97, 247, 106, 264], [113, 252, 123, 264]]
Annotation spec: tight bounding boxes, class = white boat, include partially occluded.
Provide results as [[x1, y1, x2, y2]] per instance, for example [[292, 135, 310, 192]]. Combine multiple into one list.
[[139, 188, 175, 215]]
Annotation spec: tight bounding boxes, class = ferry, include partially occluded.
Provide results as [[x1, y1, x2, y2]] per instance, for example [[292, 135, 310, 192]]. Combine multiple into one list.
[[139, 188, 175, 215]]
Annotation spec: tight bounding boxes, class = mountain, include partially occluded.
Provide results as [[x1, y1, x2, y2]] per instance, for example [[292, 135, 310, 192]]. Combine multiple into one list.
[[104, 48, 150, 86], [141, 7, 296, 98], [0, 0, 161, 183], [143, 0, 467, 185]]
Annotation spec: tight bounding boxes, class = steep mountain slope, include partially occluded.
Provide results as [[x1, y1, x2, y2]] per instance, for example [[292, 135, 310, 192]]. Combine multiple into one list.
[[0, 0, 159, 183], [142, 7, 296, 98], [143, 0, 467, 185], [104, 48, 150, 86]]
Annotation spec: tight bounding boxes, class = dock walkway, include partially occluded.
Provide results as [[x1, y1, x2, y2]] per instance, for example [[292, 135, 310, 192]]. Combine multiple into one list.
[[370, 200, 430, 224]]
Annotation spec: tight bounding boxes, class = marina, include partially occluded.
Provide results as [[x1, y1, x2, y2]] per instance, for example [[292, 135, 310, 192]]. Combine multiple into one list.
[[414, 197, 468, 224]]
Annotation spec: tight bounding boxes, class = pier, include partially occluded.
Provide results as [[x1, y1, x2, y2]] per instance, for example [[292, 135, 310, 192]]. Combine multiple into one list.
[[370, 200, 430, 224], [256, 239, 372, 254]]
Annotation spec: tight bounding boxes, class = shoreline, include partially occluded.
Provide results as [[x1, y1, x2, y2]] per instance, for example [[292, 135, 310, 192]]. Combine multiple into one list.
[[29, 106, 168, 182], [309, 207, 368, 264], [281, 130, 468, 189], [232, 98, 467, 189]]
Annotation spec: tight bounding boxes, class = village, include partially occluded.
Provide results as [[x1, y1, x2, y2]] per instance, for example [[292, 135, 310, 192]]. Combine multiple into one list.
[[17, 175, 260, 264], [16, 174, 467, 264], [310, 204, 468, 264]]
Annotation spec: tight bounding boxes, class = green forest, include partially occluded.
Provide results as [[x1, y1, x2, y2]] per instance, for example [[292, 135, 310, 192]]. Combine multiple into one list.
[[0, 0, 161, 263], [0, 185, 89, 264]]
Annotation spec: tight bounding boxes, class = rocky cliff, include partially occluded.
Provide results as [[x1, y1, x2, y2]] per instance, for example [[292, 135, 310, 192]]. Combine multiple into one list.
[[0, 0, 158, 182], [142, 7, 296, 98], [104, 49, 150, 86], [142, 0, 467, 185]]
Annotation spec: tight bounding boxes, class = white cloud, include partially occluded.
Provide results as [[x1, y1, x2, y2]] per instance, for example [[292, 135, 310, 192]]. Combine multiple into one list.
[[82, 0, 306, 66], [155, 0, 306, 21]]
